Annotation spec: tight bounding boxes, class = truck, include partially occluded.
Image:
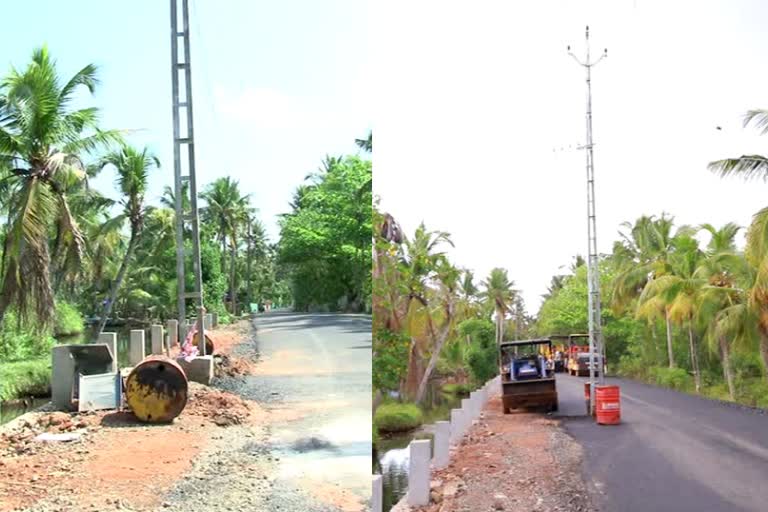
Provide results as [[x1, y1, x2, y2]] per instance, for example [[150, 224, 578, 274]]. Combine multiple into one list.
[[499, 338, 559, 414]]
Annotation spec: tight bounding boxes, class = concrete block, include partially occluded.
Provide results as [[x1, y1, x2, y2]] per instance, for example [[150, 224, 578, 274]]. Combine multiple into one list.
[[150, 325, 164, 355], [450, 408, 464, 444], [433, 421, 450, 469], [167, 319, 179, 347], [407, 439, 431, 506], [176, 355, 214, 385], [212, 312, 218, 327], [204, 313, 213, 330], [461, 398, 472, 420], [98, 332, 118, 372], [372, 474, 383, 512], [51, 346, 76, 411], [129, 330, 145, 366], [469, 391, 479, 417]]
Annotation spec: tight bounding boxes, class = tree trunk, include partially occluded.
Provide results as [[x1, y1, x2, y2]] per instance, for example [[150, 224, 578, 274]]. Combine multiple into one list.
[[688, 320, 700, 393], [719, 336, 735, 401], [230, 243, 237, 314], [759, 331, 768, 386], [415, 310, 453, 404], [665, 311, 675, 368], [97, 228, 139, 334], [246, 220, 253, 309]]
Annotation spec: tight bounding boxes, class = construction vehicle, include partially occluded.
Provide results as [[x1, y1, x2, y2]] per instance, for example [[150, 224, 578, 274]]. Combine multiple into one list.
[[499, 338, 558, 413], [568, 351, 606, 376]]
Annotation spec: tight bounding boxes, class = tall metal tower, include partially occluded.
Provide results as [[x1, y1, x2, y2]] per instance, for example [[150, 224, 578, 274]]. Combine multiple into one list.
[[568, 26, 607, 413], [171, 0, 206, 354]]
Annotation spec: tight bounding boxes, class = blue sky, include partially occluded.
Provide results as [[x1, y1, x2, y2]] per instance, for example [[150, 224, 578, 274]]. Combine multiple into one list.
[[0, 0, 370, 241]]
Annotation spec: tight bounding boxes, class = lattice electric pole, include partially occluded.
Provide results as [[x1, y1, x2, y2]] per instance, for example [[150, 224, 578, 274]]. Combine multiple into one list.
[[171, 0, 206, 355], [568, 26, 607, 414]]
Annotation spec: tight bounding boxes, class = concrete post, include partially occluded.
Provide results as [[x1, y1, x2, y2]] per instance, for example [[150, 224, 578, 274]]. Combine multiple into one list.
[[407, 439, 431, 506], [204, 313, 213, 330], [372, 475, 383, 512], [51, 346, 76, 411], [212, 312, 218, 327], [469, 391, 479, 417], [433, 421, 450, 469], [167, 319, 179, 348], [462, 398, 472, 421], [129, 329, 145, 366], [98, 332, 118, 372], [150, 325, 164, 355], [450, 408, 464, 444]]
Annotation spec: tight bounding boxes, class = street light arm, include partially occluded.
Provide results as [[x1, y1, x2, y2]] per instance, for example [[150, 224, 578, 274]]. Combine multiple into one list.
[[568, 51, 586, 67]]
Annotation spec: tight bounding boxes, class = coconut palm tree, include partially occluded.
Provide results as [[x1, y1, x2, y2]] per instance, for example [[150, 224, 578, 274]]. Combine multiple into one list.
[[0, 46, 122, 327], [708, 110, 768, 179], [355, 131, 372, 153], [201, 177, 249, 313], [638, 238, 706, 392], [698, 251, 753, 400], [613, 214, 678, 367], [480, 268, 517, 345], [709, 112, 768, 383], [96, 145, 159, 333]]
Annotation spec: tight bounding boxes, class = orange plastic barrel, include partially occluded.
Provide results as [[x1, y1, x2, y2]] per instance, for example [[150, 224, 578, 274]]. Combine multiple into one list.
[[595, 385, 621, 425]]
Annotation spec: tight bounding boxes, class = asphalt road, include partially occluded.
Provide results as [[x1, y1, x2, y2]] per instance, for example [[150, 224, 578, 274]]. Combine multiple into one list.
[[555, 373, 768, 512], [249, 312, 372, 510]]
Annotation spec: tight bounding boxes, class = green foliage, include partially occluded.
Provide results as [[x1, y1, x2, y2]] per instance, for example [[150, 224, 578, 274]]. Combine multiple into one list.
[[373, 329, 409, 392], [458, 318, 498, 384], [0, 312, 56, 362], [441, 383, 472, 395], [373, 402, 423, 433], [279, 156, 372, 312], [0, 359, 51, 401], [54, 301, 84, 337], [650, 367, 693, 391]]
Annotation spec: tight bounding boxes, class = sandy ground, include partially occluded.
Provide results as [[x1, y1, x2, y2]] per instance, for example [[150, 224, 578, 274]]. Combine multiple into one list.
[[406, 394, 595, 512], [0, 321, 264, 512]]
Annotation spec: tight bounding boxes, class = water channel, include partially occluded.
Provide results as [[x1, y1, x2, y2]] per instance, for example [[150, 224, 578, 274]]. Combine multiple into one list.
[[372, 383, 465, 511]]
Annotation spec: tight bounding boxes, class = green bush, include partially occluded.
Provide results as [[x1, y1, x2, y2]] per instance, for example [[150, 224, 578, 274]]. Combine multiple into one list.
[[54, 301, 84, 337], [650, 367, 693, 392], [373, 402, 423, 433], [442, 383, 472, 396], [0, 312, 56, 362], [0, 359, 51, 401]]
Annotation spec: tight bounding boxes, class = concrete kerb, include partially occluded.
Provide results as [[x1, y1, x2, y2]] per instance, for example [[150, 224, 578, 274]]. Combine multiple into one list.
[[433, 420, 450, 469], [372, 475, 383, 512], [129, 329, 145, 366], [167, 319, 179, 348], [450, 408, 464, 444], [97, 332, 118, 373], [150, 325, 164, 355], [406, 439, 431, 506]]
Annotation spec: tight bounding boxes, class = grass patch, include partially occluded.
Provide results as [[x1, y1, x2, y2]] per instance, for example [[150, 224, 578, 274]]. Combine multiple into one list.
[[0, 359, 51, 402], [374, 402, 423, 433], [54, 301, 85, 337], [442, 383, 472, 396]]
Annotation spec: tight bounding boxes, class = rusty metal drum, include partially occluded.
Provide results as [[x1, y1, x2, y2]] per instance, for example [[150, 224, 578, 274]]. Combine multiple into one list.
[[125, 356, 188, 423]]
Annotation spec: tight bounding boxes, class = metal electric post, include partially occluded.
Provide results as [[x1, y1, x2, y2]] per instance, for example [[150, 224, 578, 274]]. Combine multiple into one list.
[[171, 0, 206, 355], [568, 26, 607, 415]]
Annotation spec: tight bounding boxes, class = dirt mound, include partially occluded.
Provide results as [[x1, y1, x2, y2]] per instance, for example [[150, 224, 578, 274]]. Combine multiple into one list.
[[186, 385, 254, 426], [215, 353, 255, 378]]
